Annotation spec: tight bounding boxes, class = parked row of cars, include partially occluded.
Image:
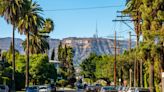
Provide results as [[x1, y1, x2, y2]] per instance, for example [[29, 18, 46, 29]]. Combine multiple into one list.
[[26, 84, 56, 92], [83, 84, 150, 92], [116, 86, 150, 92]]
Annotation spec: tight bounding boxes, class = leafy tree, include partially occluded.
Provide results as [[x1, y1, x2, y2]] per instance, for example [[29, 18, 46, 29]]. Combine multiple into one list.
[[58, 44, 76, 86], [29, 54, 57, 85], [80, 53, 97, 80]]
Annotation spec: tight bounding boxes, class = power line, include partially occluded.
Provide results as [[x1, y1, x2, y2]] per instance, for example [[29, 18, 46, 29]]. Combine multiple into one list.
[[44, 5, 124, 11]]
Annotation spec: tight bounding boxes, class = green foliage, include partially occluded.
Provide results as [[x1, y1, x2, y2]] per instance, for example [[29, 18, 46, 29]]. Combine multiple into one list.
[[123, 0, 163, 91], [80, 53, 134, 84], [80, 53, 97, 79], [57, 79, 68, 87], [29, 54, 57, 85], [83, 78, 94, 84], [1, 52, 57, 88], [58, 44, 76, 86]]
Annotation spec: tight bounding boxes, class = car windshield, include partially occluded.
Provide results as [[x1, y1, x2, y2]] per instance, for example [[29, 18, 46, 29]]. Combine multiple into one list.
[[28, 87, 37, 90], [103, 86, 116, 90], [39, 87, 47, 89]]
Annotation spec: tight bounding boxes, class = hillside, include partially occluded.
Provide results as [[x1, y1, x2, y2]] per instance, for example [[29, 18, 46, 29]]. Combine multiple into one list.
[[0, 37, 135, 65]]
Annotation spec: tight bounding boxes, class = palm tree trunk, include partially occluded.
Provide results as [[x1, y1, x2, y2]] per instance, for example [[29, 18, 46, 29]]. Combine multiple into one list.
[[160, 42, 164, 92], [26, 31, 29, 87], [150, 61, 155, 92], [140, 60, 143, 87], [12, 26, 15, 91]]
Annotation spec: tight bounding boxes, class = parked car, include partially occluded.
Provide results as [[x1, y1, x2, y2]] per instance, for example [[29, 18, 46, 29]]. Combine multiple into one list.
[[38, 85, 48, 92], [0, 85, 9, 92], [100, 86, 117, 92], [47, 84, 56, 92], [116, 86, 123, 92], [135, 88, 150, 92], [76, 82, 83, 89], [95, 84, 102, 92], [127, 87, 136, 92], [122, 87, 129, 92], [26, 86, 39, 92], [85, 85, 97, 92]]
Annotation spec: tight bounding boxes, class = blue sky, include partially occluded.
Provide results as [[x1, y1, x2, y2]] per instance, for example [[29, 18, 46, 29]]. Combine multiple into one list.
[[0, 0, 136, 40]]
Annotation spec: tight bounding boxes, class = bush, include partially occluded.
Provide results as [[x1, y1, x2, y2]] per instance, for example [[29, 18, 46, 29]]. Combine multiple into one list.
[[57, 79, 68, 87], [66, 85, 72, 88]]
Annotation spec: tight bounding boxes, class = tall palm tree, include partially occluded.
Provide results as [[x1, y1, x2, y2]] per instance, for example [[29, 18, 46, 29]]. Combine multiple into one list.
[[0, 0, 23, 91], [18, 0, 44, 87], [123, 0, 142, 87]]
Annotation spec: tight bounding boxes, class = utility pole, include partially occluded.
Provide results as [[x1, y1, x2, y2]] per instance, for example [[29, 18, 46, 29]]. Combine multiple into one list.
[[129, 31, 131, 50], [114, 31, 117, 86], [105, 32, 123, 86]]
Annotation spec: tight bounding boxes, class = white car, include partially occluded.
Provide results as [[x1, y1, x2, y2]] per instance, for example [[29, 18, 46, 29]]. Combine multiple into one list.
[[135, 88, 150, 92], [38, 85, 48, 92], [127, 87, 136, 92], [0, 85, 9, 92]]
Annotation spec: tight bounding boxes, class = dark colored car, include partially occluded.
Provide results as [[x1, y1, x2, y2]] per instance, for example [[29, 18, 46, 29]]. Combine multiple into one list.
[[26, 86, 38, 92], [95, 84, 102, 92], [100, 86, 117, 92]]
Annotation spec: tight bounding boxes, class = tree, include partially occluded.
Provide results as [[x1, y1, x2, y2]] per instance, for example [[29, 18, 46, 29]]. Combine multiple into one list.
[[58, 43, 76, 86], [22, 34, 49, 54], [80, 53, 97, 80], [29, 54, 57, 85], [40, 18, 54, 33], [17, 0, 44, 87], [0, 0, 24, 90], [22, 18, 54, 54], [124, 0, 164, 91]]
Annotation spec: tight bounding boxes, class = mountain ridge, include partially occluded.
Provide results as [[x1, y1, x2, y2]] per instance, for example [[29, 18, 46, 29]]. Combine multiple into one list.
[[0, 37, 135, 65]]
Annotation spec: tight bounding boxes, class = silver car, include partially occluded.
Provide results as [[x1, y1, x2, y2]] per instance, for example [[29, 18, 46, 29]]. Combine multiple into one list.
[[135, 88, 150, 92], [100, 86, 117, 92]]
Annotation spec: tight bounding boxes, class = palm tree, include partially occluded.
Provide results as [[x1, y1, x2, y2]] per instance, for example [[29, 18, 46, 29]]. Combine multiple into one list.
[[0, 0, 23, 91], [22, 18, 54, 54], [123, 0, 142, 87], [22, 34, 49, 54], [18, 0, 44, 87], [41, 18, 54, 33]]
